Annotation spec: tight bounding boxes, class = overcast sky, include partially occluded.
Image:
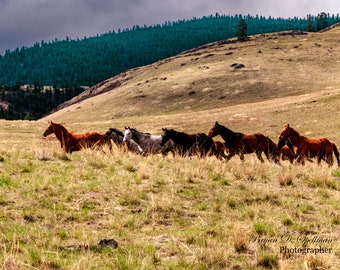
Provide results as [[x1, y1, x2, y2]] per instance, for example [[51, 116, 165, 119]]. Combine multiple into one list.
[[1, 0, 339, 54]]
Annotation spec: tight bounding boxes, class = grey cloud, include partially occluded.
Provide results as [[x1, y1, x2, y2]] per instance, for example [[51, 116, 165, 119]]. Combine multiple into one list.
[[0, 0, 339, 54]]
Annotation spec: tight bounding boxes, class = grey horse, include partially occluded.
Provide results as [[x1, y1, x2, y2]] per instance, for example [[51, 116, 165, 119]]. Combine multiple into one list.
[[123, 127, 174, 156], [106, 128, 143, 154]]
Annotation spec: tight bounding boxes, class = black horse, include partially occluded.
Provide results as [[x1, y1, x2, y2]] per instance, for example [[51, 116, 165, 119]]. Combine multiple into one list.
[[160, 128, 217, 158], [106, 128, 143, 154]]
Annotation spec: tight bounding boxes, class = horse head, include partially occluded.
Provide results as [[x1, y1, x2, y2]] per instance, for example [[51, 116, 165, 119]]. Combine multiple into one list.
[[278, 124, 292, 142], [43, 121, 55, 137], [105, 128, 113, 137], [278, 124, 298, 151], [160, 128, 171, 146], [106, 128, 123, 137], [208, 121, 220, 138], [123, 127, 131, 142]]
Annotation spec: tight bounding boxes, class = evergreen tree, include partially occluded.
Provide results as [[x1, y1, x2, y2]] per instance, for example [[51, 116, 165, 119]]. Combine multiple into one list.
[[306, 15, 315, 32], [236, 18, 248, 41], [1, 13, 340, 88], [316, 12, 329, 31]]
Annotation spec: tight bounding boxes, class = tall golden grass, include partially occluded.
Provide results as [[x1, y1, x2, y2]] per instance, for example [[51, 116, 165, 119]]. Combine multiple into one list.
[[0, 121, 339, 269]]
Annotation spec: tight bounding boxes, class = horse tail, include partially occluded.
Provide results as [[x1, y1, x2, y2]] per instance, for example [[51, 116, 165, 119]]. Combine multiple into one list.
[[268, 137, 275, 156], [332, 142, 340, 167], [104, 134, 113, 152], [266, 136, 279, 163]]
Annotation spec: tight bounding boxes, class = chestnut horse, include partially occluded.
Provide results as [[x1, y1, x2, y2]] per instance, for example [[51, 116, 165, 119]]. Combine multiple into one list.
[[43, 121, 112, 153], [278, 124, 339, 167], [208, 121, 277, 163]]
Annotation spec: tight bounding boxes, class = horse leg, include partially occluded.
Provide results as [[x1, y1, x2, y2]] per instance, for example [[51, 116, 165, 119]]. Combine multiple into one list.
[[274, 153, 281, 165], [272, 152, 281, 165], [266, 149, 280, 164], [213, 146, 226, 160], [108, 141, 113, 153], [326, 153, 334, 167], [220, 151, 227, 160], [256, 151, 265, 163], [238, 151, 245, 161], [317, 153, 322, 165], [295, 154, 305, 165], [332, 143, 340, 167], [289, 152, 297, 164], [226, 148, 235, 162]]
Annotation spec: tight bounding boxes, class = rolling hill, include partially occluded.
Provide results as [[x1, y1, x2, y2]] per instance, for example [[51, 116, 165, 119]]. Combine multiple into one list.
[[40, 26, 340, 142]]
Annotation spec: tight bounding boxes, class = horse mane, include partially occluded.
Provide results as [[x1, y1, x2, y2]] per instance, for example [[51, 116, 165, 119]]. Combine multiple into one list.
[[216, 122, 239, 141], [165, 128, 186, 136], [110, 128, 124, 137], [130, 127, 151, 136], [290, 126, 301, 135], [51, 122, 71, 133], [285, 124, 304, 139], [217, 122, 235, 133], [51, 121, 64, 128]]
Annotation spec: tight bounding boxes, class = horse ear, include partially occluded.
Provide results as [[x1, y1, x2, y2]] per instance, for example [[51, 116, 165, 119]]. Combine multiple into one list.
[[215, 121, 219, 124], [162, 128, 165, 131], [287, 124, 290, 127]]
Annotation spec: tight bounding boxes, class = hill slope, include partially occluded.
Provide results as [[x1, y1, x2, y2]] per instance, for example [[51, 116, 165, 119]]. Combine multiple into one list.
[[41, 27, 340, 140], [3, 14, 332, 87]]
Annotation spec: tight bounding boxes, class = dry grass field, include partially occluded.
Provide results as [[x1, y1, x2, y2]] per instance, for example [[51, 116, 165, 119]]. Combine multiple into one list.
[[1, 27, 340, 269]]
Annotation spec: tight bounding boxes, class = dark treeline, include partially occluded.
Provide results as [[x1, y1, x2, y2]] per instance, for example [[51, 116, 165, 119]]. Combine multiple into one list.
[[0, 85, 85, 120], [1, 13, 339, 88], [0, 13, 339, 120]]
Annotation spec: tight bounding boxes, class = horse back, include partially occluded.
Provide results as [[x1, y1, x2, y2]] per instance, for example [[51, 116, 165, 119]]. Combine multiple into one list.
[[280, 145, 295, 160], [239, 133, 268, 152], [300, 136, 332, 157], [77, 132, 111, 149], [171, 132, 213, 157]]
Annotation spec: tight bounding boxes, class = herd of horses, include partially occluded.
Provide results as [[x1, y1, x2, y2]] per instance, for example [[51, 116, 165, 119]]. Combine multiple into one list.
[[43, 121, 340, 167]]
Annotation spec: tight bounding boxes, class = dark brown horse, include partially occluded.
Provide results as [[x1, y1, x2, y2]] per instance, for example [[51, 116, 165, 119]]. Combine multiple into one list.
[[267, 136, 296, 164], [278, 124, 339, 167], [43, 121, 112, 153], [208, 121, 277, 163], [160, 128, 217, 158], [213, 140, 227, 160]]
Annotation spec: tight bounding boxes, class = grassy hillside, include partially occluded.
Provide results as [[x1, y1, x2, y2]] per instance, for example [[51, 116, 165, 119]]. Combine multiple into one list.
[[43, 27, 340, 138], [3, 14, 334, 87], [0, 28, 339, 269]]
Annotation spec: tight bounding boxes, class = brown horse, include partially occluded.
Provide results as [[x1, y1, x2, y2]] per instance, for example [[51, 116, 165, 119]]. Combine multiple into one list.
[[213, 140, 228, 160], [208, 122, 277, 163], [267, 136, 296, 164], [43, 121, 112, 153], [278, 124, 339, 167]]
